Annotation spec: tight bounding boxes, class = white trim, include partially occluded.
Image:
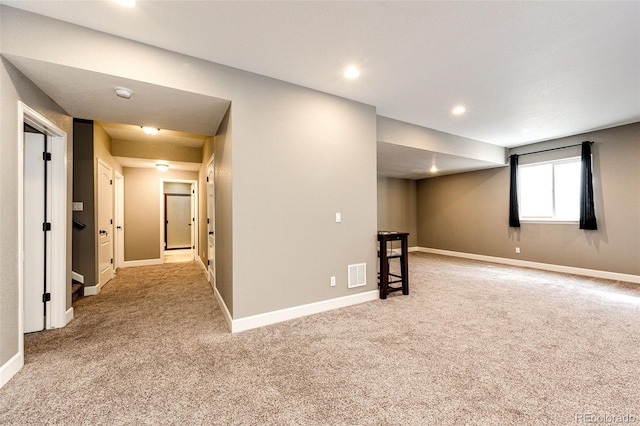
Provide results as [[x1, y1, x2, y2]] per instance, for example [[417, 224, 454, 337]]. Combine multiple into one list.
[[160, 178, 198, 262], [213, 285, 232, 330], [231, 290, 379, 333], [122, 258, 163, 268], [15, 102, 68, 387], [415, 247, 640, 284], [197, 256, 207, 275], [0, 352, 24, 389], [114, 171, 124, 270], [408, 246, 420, 252], [72, 271, 84, 284], [65, 308, 74, 325], [83, 282, 104, 296]]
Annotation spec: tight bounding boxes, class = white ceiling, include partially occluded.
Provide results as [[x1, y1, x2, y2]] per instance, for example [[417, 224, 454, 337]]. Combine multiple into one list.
[[3, 0, 638, 149]]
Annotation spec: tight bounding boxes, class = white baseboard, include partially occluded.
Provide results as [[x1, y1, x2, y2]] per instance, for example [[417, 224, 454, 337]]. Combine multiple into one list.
[[83, 281, 104, 296], [231, 290, 379, 333], [408, 246, 420, 252], [0, 352, 23, 389], [197, 256, 207, 275], [122, 258, 163, 268], [213, 285, 233, 330], [415, 247, 640, 284], [71, 271, 84, 283], [65, 307, 74, 325]]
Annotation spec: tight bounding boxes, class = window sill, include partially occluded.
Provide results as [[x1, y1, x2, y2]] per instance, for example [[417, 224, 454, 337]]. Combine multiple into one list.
[[519, 219, 579, 225]]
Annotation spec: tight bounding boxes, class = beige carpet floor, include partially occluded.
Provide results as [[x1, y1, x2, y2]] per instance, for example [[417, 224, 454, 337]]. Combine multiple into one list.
[[1, 253, 639, 425]]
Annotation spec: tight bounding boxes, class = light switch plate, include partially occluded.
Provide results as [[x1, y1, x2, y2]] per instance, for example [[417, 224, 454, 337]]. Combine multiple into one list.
[[335, 213, 341, 223], [72, 202, 84, 211]]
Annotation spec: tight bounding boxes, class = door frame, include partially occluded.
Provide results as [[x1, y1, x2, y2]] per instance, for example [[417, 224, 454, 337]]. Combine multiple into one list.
[[206, 155, 215, 287], [159, 179, 198, 261], [17, 102, 68, 348], [114, 171, 124, 270]]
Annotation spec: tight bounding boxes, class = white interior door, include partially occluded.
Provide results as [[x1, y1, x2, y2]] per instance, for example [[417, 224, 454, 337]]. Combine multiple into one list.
[[207, 162, 215, 285], [23, 132, 50, 333], [166, 194, 192, 249], [97, 160, 113, 288]]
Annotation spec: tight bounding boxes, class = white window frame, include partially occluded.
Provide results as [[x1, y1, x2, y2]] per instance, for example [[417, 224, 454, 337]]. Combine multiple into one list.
[[518, 156, 581, 224]]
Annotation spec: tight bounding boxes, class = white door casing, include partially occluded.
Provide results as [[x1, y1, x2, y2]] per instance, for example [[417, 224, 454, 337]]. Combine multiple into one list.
[[114, 172, 124, 270], [97, 159, 113, 288]]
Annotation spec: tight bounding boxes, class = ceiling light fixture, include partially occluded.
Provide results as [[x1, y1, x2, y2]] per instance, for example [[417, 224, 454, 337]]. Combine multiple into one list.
[[452, 105, 466, 115], [114, 87, 132, 99], [344, 66, 360, 79], [430, 165, 438, 173], [141, 126, 160, 135], [155, 163, 169, 172]]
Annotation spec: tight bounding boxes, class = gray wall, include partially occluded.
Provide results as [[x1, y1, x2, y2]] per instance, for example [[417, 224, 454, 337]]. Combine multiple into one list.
[[1, 6, 375, 358], [417, 123, 640, 276], [112, 139, 201, 163], [213, 109, 233, 315], [0, 57, 73, 366], [377, 177, 418, 247], [123, 168, 198, 261], [71, 121, 123, 287]]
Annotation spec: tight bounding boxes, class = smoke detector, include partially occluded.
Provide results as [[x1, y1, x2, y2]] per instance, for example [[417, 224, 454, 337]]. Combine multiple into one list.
[[114, 87, 132, 99]]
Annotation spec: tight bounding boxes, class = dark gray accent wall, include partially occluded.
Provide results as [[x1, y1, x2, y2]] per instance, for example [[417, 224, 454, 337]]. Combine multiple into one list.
[[72, 119, 96, 287]]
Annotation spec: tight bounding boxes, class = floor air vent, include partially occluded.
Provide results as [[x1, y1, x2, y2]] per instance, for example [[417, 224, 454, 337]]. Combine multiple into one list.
[[348, 263, 366, 288]]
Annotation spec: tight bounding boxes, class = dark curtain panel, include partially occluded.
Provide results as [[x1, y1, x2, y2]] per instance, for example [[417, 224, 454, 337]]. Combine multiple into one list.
[[579, 141, 597, 230], [509, 154, 521, 228]]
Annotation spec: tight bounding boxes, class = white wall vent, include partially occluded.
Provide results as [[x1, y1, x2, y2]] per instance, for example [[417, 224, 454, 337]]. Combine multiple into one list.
[[348, 263, 366, 288]]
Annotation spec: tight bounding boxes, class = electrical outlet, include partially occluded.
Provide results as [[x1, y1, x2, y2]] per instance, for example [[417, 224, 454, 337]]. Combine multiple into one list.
[[515, 247, 520, 254], [330, 276, 336, 287]]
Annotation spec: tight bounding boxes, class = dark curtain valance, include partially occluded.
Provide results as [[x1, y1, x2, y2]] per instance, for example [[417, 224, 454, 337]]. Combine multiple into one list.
[[509, 154, 520, 228], [579, 141, 597, 230]]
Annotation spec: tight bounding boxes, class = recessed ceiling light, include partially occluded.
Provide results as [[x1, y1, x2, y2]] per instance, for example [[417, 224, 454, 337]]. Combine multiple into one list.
[[430, 165, 438, 173], [141, 126, 160, 135], [344, 66, 360, 79], [155, 163, 169, 172], [114, 0, 136, 7], [452, 105, 466, 115]]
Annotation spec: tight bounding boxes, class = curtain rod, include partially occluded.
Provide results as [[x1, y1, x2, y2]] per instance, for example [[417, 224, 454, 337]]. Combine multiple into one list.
[[513, 141, 593, 157]]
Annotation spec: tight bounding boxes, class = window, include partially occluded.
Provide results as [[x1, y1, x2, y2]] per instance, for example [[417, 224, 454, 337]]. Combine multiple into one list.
[[518, 157, 580, 222]]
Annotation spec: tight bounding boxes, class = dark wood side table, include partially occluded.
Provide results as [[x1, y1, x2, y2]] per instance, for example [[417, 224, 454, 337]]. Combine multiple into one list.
[[377, 231, 409, 299]]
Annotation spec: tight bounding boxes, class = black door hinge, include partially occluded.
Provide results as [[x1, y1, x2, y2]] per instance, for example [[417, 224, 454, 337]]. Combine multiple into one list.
[[206, 176, 209, 182], [207, 218, 210, 224], [42, 293, 51, 302], [43, 152, 52, 161], [110, 258, 113, 264], [110, 219, 113, 224], [207, 260, 210, 266], [43, 222, 52, 231], [110, 179, 113, 185]]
